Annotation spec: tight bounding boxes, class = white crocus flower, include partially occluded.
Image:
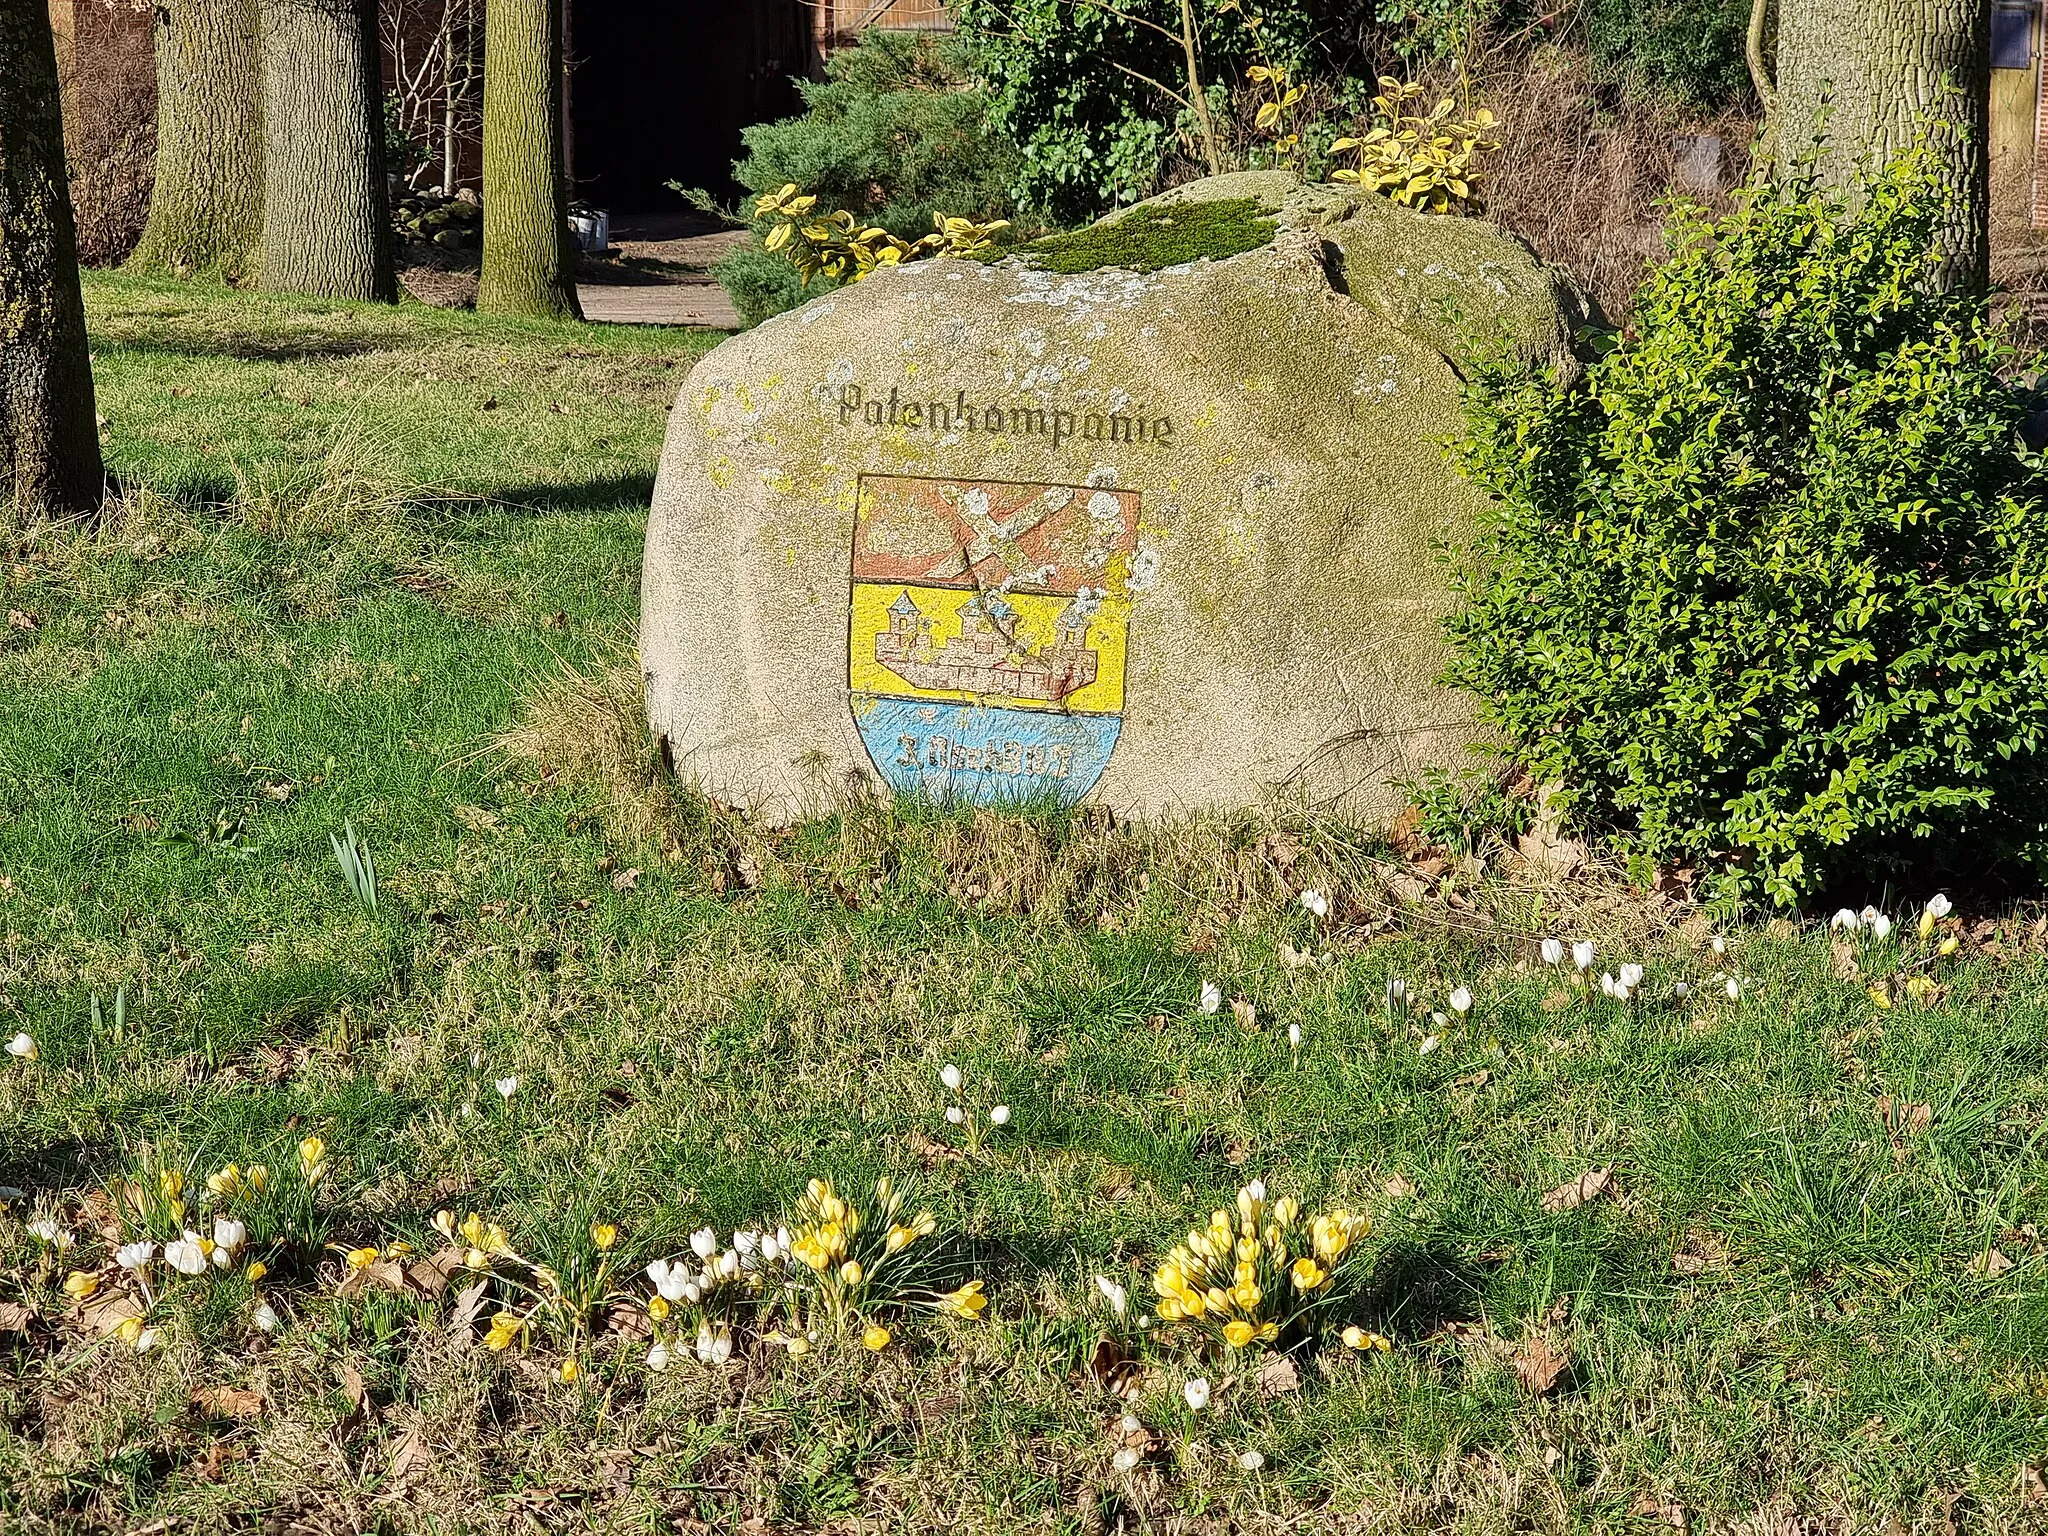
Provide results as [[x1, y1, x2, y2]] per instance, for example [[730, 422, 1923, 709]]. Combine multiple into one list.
[[716, 1250, 741, 1281], [133, 1327, 160, 1354], [689, 1228, 717, 1261], [1870, 913, 1893, 940], [695, 1323, 716, 1363], [1858, 905, 1881, 928], [760, 1233, 782, 1264], [1184, 1377, 1211, 1411], [1288, 1022, 1301, 1048], [1571, 941, 1594, 971], [1726, 976, 1743, 1000], [708, 1326, 734, 1365], [1112, 1448, 1141, 1472], [1710, 935, 1727, 956], [989, 1104, 1011, 1126], [1238, 1450, 1266, 1471], [1299, 889, 1329, 919], [1198, 980, 1223, 1015], [495, 1076, 518, 1099], [164, 1234, 207, 1276], [1674, 980, 1692, 999], [1830, 909, 1859, 932], [253, 1301, 280, 1333], [4, 1032, 34, 1060], [646, 1259, 688, 1302], [1598, 973, 1618, 998], [940, 1063, 964, 1091], [1540, 938, 1563, 966], [681, 1281, 703, 1304], [1448, 986, 1473, 1015], [117, 1240, 156, 1270], [27, 1219, 69, 1249], [646, 1341, 670, 1371], [1095, 1275, 1127, 1316], [1618, 964, 1644, 990], [212, 1217, 247, 1263], [945, 1105, 964, 1124], [1385, 977, 1407, 1011]]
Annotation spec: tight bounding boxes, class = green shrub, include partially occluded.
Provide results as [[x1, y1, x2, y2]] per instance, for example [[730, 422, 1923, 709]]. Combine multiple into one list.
[[1583, 0, 1755, 108], [1445, 152, 2048, 906], [733, 30, 1017, 236], [712, 245, 815, 330], [716, 29, 1019, 328], [952, 0, 1373, 225]]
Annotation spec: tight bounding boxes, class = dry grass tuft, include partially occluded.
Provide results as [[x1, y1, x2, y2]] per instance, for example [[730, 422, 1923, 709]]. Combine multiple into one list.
[[1479, 45, 1758, 323], [503, 655, 1695, 956]]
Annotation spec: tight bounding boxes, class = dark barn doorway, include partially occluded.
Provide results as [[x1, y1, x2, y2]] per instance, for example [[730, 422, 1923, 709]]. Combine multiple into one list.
[[567, 0, 811, 212]]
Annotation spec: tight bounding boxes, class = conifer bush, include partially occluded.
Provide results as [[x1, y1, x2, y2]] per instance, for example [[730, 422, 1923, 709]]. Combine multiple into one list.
[[1447, 152, 2048, 905]]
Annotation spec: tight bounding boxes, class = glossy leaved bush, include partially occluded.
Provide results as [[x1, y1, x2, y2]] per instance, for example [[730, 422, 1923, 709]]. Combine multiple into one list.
[[1447, 152, 2048, 906]]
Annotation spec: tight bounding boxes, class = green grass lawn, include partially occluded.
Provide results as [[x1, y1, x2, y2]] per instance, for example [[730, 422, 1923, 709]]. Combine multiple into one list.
[[1, 272, 2045, 1534]]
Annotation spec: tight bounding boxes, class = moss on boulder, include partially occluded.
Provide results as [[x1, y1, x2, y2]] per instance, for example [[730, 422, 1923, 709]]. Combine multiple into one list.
[[642, 172, 1589, 823], [1001, 196, 1279, 274]]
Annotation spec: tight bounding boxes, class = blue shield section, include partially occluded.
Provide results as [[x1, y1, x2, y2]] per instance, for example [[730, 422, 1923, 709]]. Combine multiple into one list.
[[851, 695, 1121, 808]]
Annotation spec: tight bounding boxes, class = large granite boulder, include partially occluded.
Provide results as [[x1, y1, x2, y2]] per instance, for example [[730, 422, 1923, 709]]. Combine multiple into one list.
[[642, 171, 1588, 821]]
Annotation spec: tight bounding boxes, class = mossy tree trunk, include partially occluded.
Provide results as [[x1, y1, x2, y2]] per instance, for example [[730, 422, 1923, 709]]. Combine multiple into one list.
[[131, 0, 264, 280], [476, 0, 581, 319], [258, 0, 396, 300], [0, 0, 103, 519], [1775, 0, 1990, 290]]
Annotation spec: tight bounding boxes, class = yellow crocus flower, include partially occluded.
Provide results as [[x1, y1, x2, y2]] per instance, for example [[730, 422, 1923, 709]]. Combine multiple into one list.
[[861, 1324, 891, 1352], [937, 1280, 987, 1319], [589, 1223, 617, 1252], [840, 1260, 864, 1286], [1223, 1320, 1255, 1348], [1290, 1257, 1326, 1291], [63, 1270, 98, 1300]]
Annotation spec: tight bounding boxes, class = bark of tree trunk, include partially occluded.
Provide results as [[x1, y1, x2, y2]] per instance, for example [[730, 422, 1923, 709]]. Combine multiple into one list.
[[476, 0, 581, 319], [0, 0, 103, 519], [131, 0, 263, 279], [258, 0, 396, 301], [1775, 0, 1990, 291]]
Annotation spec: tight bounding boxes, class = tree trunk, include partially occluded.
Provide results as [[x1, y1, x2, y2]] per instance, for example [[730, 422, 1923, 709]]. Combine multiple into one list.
[[1775, 0, 1990, 291], [0, 0, 103, 519], [258, 0, 396, 301], [476, 0, 581, 319], [131, 0, 263, 279]]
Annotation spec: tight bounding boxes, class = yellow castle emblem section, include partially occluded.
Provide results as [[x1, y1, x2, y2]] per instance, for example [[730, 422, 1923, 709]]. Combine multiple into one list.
[[849, 583, 1129, 715]]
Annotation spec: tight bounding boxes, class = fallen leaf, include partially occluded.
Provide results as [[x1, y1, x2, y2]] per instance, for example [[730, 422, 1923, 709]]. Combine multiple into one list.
[[78, 1289, 144, 1336], [1231, 997, 1258, 1032], [1875, 1095, 1933, 1137], [1384, 1174, 1417, 1199], [337, 1257, 409, 1297], [403, 1245, 467, 1297], [1278, 941, 1316, 970], [333, 1362, 370, 1445], [735, 853, 764, 890], [1511, 1333, 1570, 1395], [191, 1384, 266, 1419], [2018, 1465, 2046, 1507], [0, 1302, 36, 1331], [1085, 1337, 1139, 1396], [386, 1419, 429, 1489], [1542, 1166, 1613, 1214], [607, 1300, 653, 1341], [1451, 1069, 1492, 1090], [610, 866, 641, 892], [7, 609, 38, 631], [447, 1278, 490, 1337], [1255, 1354, 1300, 1397], [1969, 1248, 2015, 1277]]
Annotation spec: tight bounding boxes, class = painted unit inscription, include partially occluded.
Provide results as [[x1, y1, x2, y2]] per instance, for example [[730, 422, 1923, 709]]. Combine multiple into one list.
[[849, 474, 1140, 806]]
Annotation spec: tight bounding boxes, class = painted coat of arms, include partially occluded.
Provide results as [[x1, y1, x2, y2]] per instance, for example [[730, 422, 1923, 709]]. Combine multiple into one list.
[[849, 473, 1140, 806]]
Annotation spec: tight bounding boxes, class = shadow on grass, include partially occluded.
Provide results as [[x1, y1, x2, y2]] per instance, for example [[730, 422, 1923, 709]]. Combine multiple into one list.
[[93, 331, 391, 365]]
